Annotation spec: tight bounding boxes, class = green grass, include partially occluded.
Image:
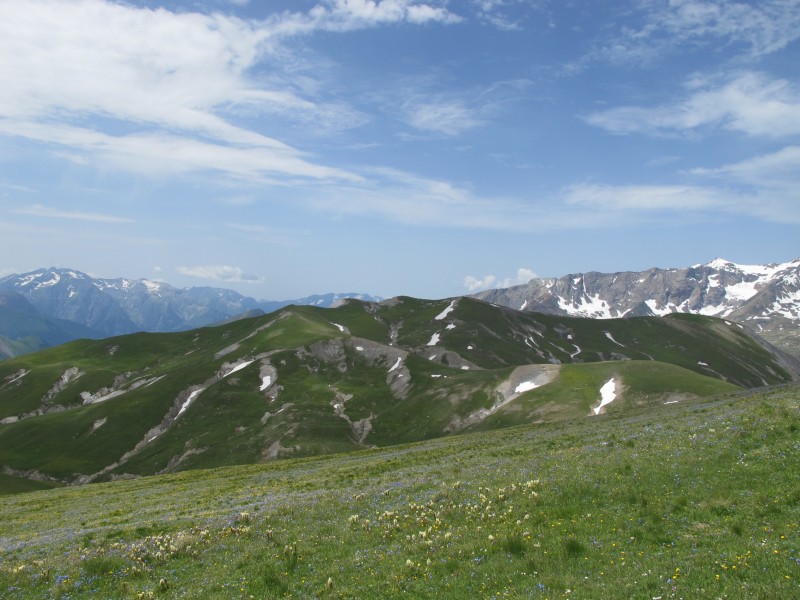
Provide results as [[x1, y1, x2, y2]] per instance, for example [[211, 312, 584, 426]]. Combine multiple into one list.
[[0, 474, 62, 496], [1, 385, 798, 598]]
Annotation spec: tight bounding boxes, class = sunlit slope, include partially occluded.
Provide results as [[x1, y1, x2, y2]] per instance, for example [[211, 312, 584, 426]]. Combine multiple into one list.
[[0, 297, 793, 484]]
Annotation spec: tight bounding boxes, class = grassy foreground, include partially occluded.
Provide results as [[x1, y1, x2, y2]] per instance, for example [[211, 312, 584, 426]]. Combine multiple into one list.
[[1, 385, 799, 599]]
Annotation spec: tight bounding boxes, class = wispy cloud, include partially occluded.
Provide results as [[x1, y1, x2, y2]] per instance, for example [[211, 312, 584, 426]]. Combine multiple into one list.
[[14, 204, 134, 223], [177, 265, 265, 284], [583, 0, 800, 67], [0, 0, 459, 184], [585, 72, 800, 138], [396, 78, 533, 136], [403, 97, 484, 135]]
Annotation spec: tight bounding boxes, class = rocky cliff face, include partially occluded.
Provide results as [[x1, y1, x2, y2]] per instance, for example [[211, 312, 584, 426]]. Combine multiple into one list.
[[474, 259, 800, 358]]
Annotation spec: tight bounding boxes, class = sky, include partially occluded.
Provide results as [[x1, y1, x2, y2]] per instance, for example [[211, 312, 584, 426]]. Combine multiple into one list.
[[1, 0, 798, 301]]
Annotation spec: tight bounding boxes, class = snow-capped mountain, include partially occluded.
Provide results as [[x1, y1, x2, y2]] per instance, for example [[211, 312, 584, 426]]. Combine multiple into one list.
[[0, 268, 380, 346], [474, 258, 800, 357]]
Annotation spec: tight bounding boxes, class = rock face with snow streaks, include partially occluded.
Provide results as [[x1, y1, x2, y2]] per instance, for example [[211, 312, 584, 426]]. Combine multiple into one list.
[[474, 259, 800, 357]]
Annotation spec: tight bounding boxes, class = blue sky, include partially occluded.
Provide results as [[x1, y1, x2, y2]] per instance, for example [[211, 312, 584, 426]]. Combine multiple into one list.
[[1, 0, 798, 300]]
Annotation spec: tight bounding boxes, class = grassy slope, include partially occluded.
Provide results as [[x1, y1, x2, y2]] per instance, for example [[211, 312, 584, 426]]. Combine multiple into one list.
[[0, 299, 794, 483], [0, 385, 798, 598]]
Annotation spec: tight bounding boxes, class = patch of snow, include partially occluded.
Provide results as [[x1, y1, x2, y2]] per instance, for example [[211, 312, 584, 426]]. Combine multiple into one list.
[[467, 345, 474, 350], [81, 389, 127, 404], [446, 323, 456, 330], [431, 374, 442, 378], [434, 300, 456, 321], [356, 346, 364, 351], [558, 292, 616, 319], [570, 344, 581, 358], [514, 381, 541, 394], [724, 280, 759, 302], [332, 323, 345, 332], [143, 280, 162, 294], [260, 376, 272, 391], [644, 299, 673, 316], [38, 273, 61, 288], [520, 300, 528, 311], [177, 388, 204, 417], [224, 359, 255, 378], [3, 369, 29, 386], [698, 361, 709, 366], [461, 366, 470, 370], [592, 378, 616, 415], [604, 332, 624, 347], [427, 332, 440, 346], [664, 400, 679, 405], [389, 357, 402, 372]]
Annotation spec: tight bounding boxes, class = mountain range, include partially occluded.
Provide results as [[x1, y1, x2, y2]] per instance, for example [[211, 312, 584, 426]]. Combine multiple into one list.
[[0, 268, 380, 359], [474, 258, 800, 359], [1, 259, 798, 361], [1, 295, 797, 486]]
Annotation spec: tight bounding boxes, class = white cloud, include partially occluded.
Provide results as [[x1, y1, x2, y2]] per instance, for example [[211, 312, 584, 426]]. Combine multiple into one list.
[[463, 267, 538, 292], [464, 274, 497, 291], [564, 184, 723, 211], [177, 265, 264, 284], [403, 98, 483, 135], [0, 121, 360, 184], [396, 78, 532, 136], [0, 0, 458, 183], [585, 72, 800, 138], [689, 145, 800, 187], [14, 204, 134, 223]]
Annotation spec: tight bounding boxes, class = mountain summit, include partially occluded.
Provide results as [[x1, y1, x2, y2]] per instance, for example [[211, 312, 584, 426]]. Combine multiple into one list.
[[473, 258, 800, 358]]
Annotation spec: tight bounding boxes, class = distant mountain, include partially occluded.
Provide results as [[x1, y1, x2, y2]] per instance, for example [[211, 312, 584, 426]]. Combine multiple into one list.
[[0, 268, 381, 358], [473, 258, 800, 358], [0, 292, 102, 359]]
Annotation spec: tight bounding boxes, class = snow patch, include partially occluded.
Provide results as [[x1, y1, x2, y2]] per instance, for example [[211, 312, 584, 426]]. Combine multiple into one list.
[[434, 300, 456, 321], [604, 332, 625, 347], [427, 332, 440, 346], [224, 359, 255, 378], [446, 323, 456, 330], [332, 323, 345, 332], [259, 376, 272, 392], [177, 388, 204, 417], [514, 380, 541, 394], [389, 357, 402, 372], [593, 378, 617, 415]]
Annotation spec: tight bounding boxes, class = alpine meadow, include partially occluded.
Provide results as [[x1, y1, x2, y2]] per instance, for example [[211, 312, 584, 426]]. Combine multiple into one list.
[[2, 0, 800, 598]]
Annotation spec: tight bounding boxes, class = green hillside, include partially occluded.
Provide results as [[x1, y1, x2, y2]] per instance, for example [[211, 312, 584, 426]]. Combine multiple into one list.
[[0, 297, 794, 485], [1, 385, 798, 598]]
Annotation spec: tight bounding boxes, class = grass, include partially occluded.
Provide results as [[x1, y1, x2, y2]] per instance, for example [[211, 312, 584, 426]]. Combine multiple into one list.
[[1, 384, 798, 598]]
